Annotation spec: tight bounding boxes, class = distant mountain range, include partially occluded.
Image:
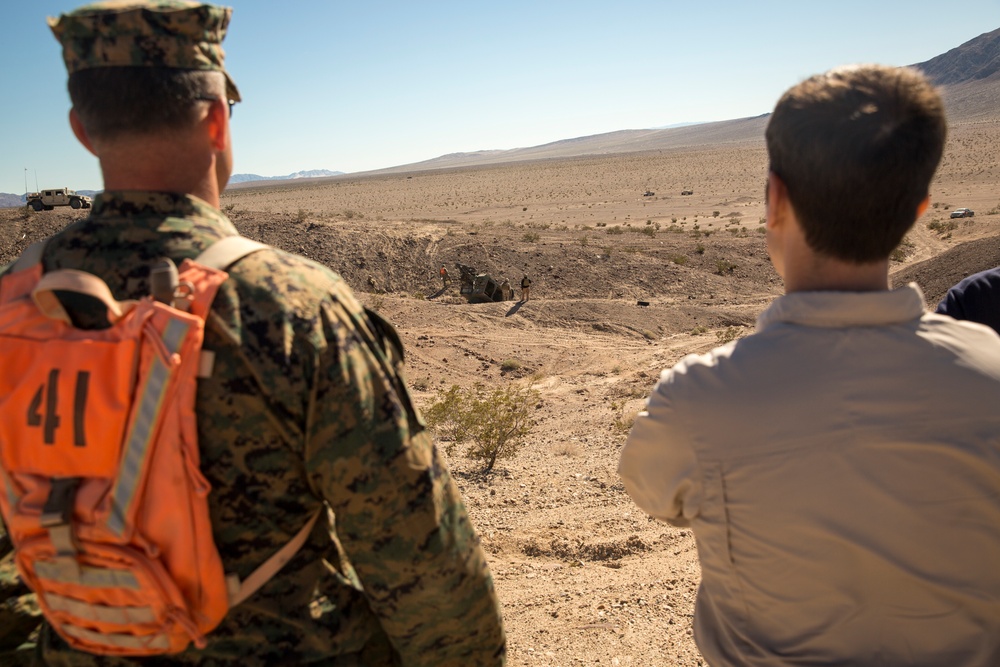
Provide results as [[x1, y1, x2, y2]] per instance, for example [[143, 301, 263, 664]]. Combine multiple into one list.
[[4, 28, 999, 205], [229, 169, 343, 184], [362, 27, 1000, 176]]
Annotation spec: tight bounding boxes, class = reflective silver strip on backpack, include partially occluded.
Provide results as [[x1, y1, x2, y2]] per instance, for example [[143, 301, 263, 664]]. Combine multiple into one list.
[[35, 562, 141, 589], [45, 592, 157, 625], [62, 624, 170, 651], [106, 318, 190, 536]]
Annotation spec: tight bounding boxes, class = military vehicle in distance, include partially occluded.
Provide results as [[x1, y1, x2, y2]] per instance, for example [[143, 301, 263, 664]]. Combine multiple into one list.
[[456, 263, 514, 303], [26, 187, 92, 211]]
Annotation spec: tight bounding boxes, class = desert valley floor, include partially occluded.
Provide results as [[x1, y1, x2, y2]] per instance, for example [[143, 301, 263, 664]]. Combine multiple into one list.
[[3, 120, 1000, 665]]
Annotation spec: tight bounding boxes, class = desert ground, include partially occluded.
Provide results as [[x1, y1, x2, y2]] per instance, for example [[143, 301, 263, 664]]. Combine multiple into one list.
[[3, 119, 1000, 665]]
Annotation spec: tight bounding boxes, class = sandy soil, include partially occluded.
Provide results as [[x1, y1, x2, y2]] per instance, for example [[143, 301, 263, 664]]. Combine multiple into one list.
[[3, 119, 1000, 666]]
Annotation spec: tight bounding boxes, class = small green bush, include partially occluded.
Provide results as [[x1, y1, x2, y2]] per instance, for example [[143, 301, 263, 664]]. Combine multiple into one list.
[[522, 232, 540, 242], [927, 219, 958, 234], [715, 259, 737, 275], [425, 382, 539, 473], [500, 359, 522, 372]]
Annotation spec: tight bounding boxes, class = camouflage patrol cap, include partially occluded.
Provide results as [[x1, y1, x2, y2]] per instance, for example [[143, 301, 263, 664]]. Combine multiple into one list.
[[48, 0, 241, 102]]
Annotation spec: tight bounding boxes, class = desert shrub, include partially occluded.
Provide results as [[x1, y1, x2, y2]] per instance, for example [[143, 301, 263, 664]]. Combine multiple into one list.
[[715, 259, 737, 275], [890, 236, 916, 262], [578, 235, 589, 246], [712, 211, 720, 217], [411, 377, 429, 391], [605, 226, 624, 235], [639, 226, 656, 238], [640, 329, 656, 340], [424, 382, 539, 472], [695, 243, 706, 254], [343, 209, 357, 219], [522, 232, 540, 243], [715, 326, 746, 344], [610, 400, 638, 434], [690, 325, 708, 336], [295, 208, 308, 223], [927, 219, 958, 234], [552, 441, 580, 457], [500, 359, 522, 372], [669, 254, 688, 265]]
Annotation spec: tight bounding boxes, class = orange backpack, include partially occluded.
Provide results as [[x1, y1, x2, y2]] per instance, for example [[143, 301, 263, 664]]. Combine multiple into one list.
[[0, 237, 318, 656]]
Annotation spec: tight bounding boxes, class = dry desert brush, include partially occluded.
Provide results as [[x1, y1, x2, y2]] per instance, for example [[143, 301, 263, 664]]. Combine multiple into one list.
[[425, 382, 539, 473]]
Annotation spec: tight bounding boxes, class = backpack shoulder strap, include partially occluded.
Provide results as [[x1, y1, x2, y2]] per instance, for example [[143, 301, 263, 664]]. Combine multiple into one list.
[[193, 235, 320, 605], [228, 508, 323, 607], [11, 240, 48, 274], [196, 236, 269, 271], [2, 240, 49, 305]]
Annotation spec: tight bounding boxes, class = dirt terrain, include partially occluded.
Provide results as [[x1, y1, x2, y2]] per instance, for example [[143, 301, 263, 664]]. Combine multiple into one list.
[[3, 119, 1000, 665]]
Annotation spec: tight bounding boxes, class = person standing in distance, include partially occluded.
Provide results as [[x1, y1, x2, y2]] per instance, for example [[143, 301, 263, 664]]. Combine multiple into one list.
[[620, 64, 1000, 666], [5, 2, 506, 664]]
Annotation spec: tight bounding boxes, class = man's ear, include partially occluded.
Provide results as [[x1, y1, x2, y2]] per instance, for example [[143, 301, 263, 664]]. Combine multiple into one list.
[[69, 108, 97, 156], [766, 171, 789, 230], [204, 97, 229, 152]]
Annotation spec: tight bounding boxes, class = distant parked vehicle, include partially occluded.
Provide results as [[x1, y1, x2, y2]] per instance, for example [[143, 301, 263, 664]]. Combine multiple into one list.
[[680, 190, 694, 196], [950, 207, 975, 219], [455, 263, 514, 303], [26, 187, 92, 211]]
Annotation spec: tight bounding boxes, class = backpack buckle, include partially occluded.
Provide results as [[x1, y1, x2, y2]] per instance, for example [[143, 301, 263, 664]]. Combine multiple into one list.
[[40, 477, 82, 558]]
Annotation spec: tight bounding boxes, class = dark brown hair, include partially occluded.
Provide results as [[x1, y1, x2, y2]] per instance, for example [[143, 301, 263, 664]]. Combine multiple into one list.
[[766, 65, 946, 263], [68, 67, 223, 140]]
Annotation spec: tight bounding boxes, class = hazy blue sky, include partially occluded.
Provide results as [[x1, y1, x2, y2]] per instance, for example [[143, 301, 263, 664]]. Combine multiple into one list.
[[2, 1, 998, 195]]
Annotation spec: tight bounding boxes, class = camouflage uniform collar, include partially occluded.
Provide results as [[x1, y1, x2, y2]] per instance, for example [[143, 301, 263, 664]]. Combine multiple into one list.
[[92, 190, 237, 231]]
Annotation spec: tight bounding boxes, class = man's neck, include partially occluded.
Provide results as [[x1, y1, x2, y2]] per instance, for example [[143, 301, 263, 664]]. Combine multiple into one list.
[[784, 252, 890, 293], [97, 135, 221, 208]]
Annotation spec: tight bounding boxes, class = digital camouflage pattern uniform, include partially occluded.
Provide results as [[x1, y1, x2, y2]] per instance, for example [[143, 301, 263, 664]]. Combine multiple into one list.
[[0, 1, 506, 664], [2, 193, 506, 666]]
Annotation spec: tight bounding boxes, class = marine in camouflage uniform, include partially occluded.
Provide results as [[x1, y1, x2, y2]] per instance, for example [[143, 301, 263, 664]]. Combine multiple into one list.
[[0, 2, 506, 665]]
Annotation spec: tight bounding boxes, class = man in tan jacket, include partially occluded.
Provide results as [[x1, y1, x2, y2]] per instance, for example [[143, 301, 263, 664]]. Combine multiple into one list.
[[620, 64, 1000, 667]]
